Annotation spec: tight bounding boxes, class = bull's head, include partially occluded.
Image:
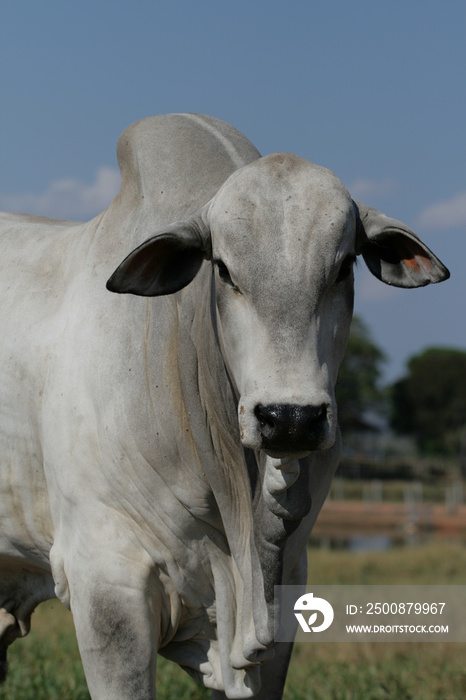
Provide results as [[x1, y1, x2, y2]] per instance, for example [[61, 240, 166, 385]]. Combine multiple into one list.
[[107, 154, 449, 459]]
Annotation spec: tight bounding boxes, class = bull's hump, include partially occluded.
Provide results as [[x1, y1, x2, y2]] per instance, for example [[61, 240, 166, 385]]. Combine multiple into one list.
[[115, 113, 260, 216]]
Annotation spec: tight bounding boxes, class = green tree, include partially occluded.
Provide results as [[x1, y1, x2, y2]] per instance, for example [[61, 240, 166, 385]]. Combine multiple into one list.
[[391, 348, 466, 456], [336, 316, 387, 433]]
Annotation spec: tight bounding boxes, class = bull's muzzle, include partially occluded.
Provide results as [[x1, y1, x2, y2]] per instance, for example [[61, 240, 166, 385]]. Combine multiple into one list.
[[254, 403, 329, 457]]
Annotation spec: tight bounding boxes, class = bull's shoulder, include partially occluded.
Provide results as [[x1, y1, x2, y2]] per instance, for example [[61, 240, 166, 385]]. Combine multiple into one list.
[[0, 212, 94, 316], [0, 211, 82, 234], [0, 211, 89, 275]]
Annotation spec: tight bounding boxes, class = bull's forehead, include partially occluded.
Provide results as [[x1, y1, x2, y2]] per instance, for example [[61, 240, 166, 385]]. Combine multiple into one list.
[[209, 153, 356, 282]]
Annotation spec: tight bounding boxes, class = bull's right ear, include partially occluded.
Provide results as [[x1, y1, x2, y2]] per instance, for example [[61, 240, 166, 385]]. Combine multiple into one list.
[[106, 213, 211, 297]]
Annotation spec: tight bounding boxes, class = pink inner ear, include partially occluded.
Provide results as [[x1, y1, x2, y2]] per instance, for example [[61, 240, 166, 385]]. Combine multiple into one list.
[[389, 233, 437, 279], [391, 229, 450, 285], [403, 252, 433, 274], [361, 229, 449, 288]]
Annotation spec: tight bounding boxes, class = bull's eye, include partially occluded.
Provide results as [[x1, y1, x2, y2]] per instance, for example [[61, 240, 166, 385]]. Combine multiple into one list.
[[334, 255, 356, 284], [214, 260, 241, 293]]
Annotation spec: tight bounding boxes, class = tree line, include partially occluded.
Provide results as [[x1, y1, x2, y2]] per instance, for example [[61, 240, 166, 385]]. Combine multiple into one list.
[[337, 316, 466, 458]]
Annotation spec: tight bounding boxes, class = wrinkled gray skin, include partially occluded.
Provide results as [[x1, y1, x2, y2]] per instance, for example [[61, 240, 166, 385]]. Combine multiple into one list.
[[0, 114, 449, 699]]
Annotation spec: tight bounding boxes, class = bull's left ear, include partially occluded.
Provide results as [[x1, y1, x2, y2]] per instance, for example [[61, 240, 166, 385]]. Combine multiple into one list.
[[106, 211, 211, 296], [354, 201, 450, 288]]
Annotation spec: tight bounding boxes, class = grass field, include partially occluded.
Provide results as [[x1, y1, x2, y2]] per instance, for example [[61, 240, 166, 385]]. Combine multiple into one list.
[[1, 540, 465, 699]]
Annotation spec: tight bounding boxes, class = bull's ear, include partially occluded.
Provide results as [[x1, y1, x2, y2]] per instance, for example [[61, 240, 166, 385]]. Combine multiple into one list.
[[106, 215, 211, 297], [354, 201, 450, 288]]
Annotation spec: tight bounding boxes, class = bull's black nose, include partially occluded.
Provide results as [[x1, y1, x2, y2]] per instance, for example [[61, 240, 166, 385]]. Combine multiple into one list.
[[254, 403, 328, 453]]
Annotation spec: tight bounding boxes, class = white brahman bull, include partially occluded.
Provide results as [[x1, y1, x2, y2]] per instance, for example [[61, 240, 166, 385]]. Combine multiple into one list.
[[0, 114, 449, 699]]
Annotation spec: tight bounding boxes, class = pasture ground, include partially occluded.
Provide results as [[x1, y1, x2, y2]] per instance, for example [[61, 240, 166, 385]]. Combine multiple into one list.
[[1, 540, 465, 699]]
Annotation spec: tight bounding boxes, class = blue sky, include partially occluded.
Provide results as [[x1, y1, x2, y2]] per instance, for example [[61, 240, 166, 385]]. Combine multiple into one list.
[[1, 0, 465, 382]]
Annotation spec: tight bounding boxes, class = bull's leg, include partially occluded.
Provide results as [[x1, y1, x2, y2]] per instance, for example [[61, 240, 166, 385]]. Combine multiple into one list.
[[254, 641, 294, 699], [211, 641, 293, 700], [66, 564, 160, 700]]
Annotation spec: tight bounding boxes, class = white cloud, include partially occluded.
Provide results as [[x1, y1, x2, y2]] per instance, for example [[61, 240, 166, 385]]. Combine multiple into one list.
[[418, 190, 466, 229], [349, 177, 397, 201], [0, 167, 121, 220]]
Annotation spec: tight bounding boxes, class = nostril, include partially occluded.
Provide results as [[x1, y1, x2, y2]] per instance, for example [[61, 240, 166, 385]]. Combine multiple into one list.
[[254, 405, 277, 436]]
